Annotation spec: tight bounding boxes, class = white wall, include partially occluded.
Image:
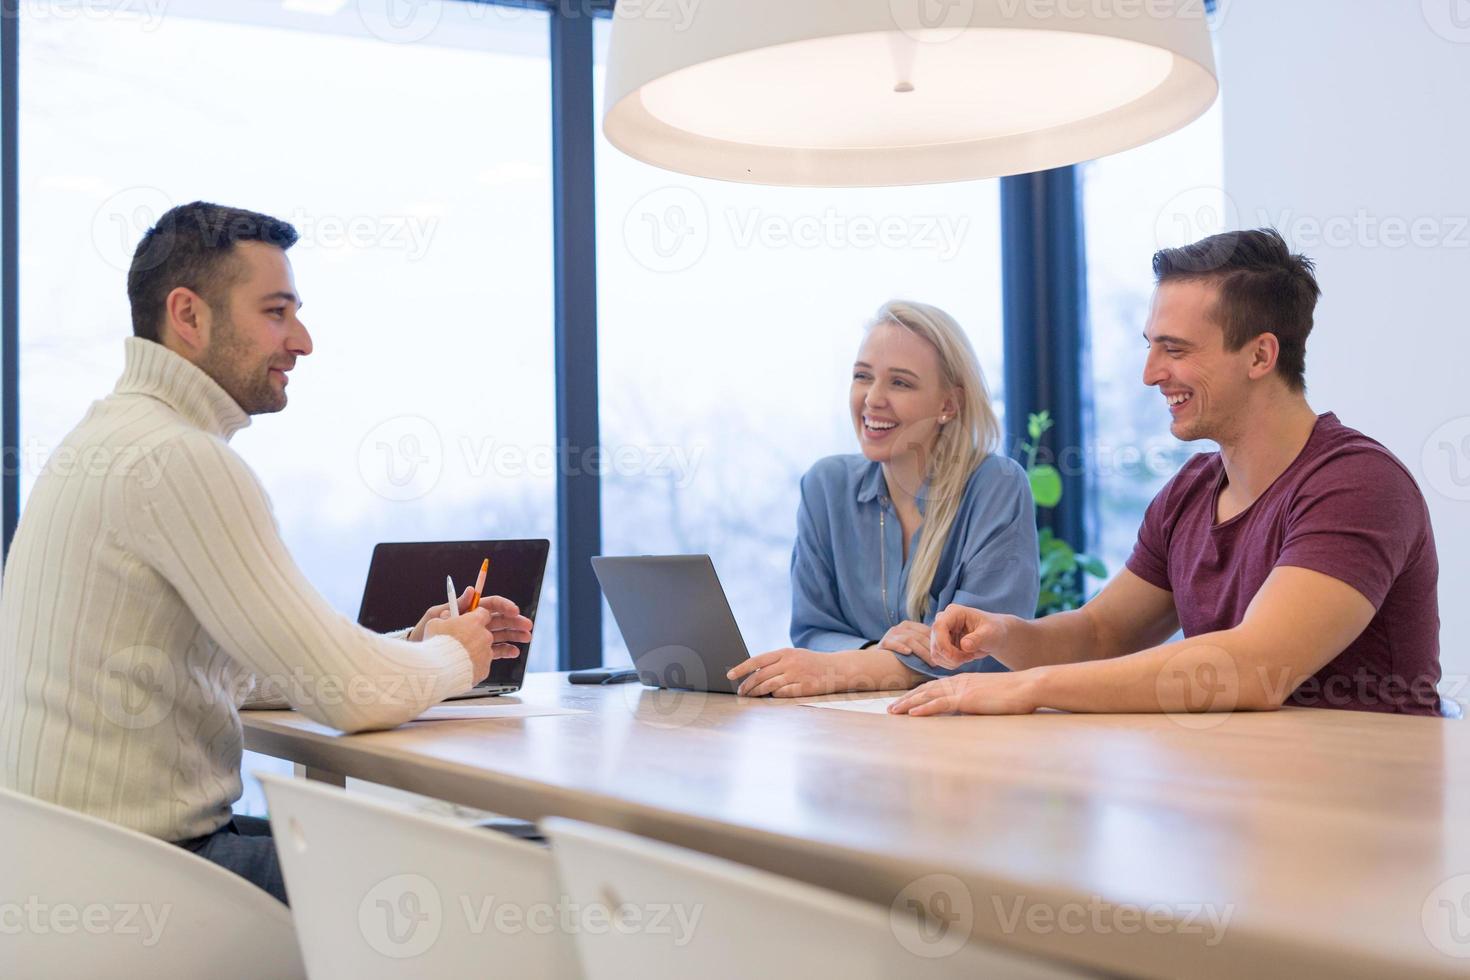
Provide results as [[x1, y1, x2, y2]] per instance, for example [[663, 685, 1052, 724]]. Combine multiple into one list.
[[1218, 1, 1470, 692]]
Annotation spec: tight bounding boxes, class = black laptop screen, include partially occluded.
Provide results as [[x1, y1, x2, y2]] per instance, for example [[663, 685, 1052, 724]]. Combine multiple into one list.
[[356, 539, 548, 686]]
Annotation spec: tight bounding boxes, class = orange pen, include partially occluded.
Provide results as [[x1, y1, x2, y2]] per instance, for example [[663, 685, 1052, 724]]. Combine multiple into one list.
[[468, 558, 489, 611]]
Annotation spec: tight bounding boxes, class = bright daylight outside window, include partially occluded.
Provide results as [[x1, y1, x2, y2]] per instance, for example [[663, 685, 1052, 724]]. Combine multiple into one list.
[[1083, 102, 1224, 579], [20, 0, 557, 811], [593, 17, 1005, 665]]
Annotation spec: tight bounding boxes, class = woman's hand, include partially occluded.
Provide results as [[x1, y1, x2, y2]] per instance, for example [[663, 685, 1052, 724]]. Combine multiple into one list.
[[727, 648, 848, 698], [879, 620, 934, 661], [887, 670, 1044, 716], [728, 647, 927, 697]]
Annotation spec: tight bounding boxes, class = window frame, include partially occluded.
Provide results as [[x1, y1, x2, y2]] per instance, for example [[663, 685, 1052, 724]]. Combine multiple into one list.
[[0, 0, 1094, 667]]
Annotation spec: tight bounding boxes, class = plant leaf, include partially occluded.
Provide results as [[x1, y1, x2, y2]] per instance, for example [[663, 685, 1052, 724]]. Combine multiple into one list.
[[1029, 464, 1063, 508], [1077, 555, 1108, 579]]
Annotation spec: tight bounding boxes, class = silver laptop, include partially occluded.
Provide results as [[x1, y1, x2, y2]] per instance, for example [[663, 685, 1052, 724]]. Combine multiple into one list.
[[357, 539, 548, 699], [592, 555, 750, 694]]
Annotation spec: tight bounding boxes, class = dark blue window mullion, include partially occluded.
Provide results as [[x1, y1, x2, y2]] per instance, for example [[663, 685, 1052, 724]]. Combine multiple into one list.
[[1001, 167, 1091, 559], [2, 0, 18, 565], [550, 2, 603, 669]]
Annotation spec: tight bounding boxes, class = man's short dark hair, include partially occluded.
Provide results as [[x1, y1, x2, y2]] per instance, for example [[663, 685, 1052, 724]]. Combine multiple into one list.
[[127, 201, 299, 343], [1152, 228, 1321, 392]]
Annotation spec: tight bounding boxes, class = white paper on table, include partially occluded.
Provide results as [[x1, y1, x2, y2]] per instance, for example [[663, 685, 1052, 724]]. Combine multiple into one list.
[[802, 696, 900, 714], [414, 704, 589, 721]]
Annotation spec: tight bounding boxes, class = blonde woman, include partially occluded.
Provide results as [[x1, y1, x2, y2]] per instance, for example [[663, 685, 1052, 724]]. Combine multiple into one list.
[[727, 300, 1039, 697]]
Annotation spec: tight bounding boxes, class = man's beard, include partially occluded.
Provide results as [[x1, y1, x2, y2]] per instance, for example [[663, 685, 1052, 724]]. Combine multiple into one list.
[[197, 311, 287, 416]]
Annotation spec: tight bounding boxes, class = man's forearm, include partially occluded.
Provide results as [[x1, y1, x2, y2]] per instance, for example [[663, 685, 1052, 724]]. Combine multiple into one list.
[[1020, 629, 1284, 713], [990, 608, 1115, 670]]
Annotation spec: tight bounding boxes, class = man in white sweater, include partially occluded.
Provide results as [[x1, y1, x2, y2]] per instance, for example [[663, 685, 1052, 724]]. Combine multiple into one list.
[[0, 202, 532, 903]]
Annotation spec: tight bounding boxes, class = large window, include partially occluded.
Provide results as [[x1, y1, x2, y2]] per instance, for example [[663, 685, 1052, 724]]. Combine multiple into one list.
[[592, 18, 1004, 664], [1082, 102, 1223, 577], [19, 2, 562, 667]]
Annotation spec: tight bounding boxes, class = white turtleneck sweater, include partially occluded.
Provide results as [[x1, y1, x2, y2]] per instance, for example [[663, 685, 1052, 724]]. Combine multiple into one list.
[[0, 338, 473, 841]]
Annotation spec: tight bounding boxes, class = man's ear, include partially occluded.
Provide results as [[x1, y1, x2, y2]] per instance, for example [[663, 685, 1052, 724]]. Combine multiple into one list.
[[1247, 332, 1280, 381], [162, 286, 210, 355]]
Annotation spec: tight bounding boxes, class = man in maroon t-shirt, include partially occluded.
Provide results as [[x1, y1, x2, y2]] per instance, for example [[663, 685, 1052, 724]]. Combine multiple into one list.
[[890, 228, 1442, 718]]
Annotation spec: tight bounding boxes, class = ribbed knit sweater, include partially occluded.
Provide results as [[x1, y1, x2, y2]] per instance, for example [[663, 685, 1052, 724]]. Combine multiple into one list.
[[0, 338, 472, 840]]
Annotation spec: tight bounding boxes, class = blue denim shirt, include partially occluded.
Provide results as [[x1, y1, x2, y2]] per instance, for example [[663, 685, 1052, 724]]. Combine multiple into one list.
[[789, 453, 1039, 677]]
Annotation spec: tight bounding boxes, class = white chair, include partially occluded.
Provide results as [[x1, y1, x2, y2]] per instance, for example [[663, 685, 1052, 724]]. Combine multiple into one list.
[[542, 817, 1083, 980], [0, 786, 306, 979], [258, 772, 579, 980]]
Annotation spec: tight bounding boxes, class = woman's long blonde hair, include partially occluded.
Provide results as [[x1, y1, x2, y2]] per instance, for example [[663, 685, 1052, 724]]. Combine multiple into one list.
[[870, 300, 1001, 621]]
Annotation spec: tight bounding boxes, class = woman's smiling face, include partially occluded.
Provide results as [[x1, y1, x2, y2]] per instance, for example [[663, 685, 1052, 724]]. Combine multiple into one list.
[[850, 320, 956, 465]]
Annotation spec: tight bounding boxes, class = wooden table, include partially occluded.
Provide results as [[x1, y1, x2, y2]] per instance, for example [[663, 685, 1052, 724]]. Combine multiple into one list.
[[242, 674, 1470, 979]]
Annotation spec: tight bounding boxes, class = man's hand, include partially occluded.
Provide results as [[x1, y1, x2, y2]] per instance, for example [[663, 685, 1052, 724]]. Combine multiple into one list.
[[930, 605, 1018, 670], [887, 671, 1041, 716], [421, 596, 533, 685], [409, 587, 475, 642], [878, 620, 933, 660]]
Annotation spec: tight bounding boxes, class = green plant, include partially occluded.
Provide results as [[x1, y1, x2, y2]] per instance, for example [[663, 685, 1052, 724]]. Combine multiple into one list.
[[1018, 411, 1107, 616]]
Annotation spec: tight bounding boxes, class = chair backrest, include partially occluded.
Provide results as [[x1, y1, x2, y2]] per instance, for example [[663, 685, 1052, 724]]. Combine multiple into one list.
[[0, 785, 306, 980], [542, 817, 1082, 980], [258, 773, 578, 980]]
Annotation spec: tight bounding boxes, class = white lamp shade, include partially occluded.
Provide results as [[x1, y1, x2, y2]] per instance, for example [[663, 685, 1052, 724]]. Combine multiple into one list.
[[603, 0, 1218, 186]]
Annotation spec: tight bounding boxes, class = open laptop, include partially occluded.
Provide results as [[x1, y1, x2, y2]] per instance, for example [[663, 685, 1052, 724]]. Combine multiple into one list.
[[357, 539, 548, 699], [592, 555, 749, 695]]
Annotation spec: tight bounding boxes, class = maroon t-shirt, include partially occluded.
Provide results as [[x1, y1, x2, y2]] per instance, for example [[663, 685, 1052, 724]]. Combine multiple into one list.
[[1127, 413, 1441, 715]]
